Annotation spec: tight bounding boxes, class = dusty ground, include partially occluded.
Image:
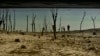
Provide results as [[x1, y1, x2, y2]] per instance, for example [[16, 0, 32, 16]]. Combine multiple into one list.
[[0, 32, 100, 56]]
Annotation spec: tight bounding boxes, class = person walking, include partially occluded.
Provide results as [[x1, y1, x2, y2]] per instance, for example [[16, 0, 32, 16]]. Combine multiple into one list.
[[67, 24, 70, 31]]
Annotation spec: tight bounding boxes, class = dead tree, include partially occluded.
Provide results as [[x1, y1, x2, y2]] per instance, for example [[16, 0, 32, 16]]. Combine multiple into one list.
[[58, 17, 61, 32], [26, 15, 28, 32], [2, 9, 5, 30], [31, 14, 36, 32], [5, 9, 9, 31], [0, 9, 6, 30], [41, 27, 44, 36], [43, 16, 47, 32], [80, 11, 86, 32], [91, 16, 96, 30], [91, 16, 96, 35], [13, 9, 16, 31], [9, 13, 12, 32], [0, 9, 2, 29], [51, 8, 58, 39], [0, 10, 2, 30]]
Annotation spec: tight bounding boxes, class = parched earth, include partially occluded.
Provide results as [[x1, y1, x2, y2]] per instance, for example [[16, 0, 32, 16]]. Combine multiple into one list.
[[0, 33, 100, 56]]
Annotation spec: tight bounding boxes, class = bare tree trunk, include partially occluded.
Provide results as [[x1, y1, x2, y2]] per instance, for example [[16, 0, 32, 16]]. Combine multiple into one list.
[[5, 9, 9, 31], [0, 10, 3, 29], [54, 22, 56, 39], [3, 22, 5, 31], [31, 25, 33, 32], [31, 14, 36, 32], [43, 16, 47, 32], [9, 13, 12, 32], [2, 9, 5, 31], [31, 16, 33, 32], [80, 11, 86, 32], [58, 17, 61, 32], [91, 16, 96, 35], [91, 16, 96, 31], [51, 8, 58, 39], [13, 9, 16, 31], [41, 27, 44, 36], [33, 23, 35, 32], [26, 15, 28, 32], [0, 10, 1, 29]]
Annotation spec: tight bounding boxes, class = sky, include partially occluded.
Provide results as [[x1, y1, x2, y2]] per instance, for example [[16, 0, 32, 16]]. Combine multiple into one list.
[[0, 8, 100, 32]]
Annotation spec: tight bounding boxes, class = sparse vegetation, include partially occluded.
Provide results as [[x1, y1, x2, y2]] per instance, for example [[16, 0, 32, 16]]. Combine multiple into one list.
[[21, 45, 26, 49], [0, 9, 99, 56], [15, 38, 20, 42], [26, 15, 28, 32], [51, 8, 58, 39], [80, 11, 86, 32], [31, 14, 36, 32], [91, 16, 96, 35]]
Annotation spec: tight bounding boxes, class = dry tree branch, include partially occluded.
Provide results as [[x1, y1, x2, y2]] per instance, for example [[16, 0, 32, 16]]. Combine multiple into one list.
[[80, 11, 86, 32]]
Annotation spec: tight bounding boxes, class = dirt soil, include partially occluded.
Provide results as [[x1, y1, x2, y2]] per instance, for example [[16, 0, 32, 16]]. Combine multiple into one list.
[[0, 32, 100, 56]]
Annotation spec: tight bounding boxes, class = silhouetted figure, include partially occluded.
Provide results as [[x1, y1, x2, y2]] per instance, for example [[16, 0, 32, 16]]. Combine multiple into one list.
[[67, 24, 70, 31]]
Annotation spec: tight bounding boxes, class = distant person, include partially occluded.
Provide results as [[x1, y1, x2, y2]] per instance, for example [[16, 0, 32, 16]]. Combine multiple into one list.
[[67, 24, 70, 31]]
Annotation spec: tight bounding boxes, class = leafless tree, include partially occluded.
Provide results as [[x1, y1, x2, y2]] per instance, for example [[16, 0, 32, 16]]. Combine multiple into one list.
[[26, 15, 28, 32], [13, 9, 16, 31], [41, 27, 44, 36], [5, 9, 9, 31], [91, 16, 96, 31], [58, 17, 61, 32], [0, 9, 2, 29], [51, 8, 58, 39], [31, 14, 36, 32], [2, 9, 5, 30], [8, 13, 12, 32], [43, 16, 48, 32], [80, 11, 86, 32]]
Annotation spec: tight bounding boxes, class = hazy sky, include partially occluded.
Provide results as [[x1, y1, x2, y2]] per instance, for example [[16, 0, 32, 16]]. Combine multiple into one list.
[[1, 8, 100, 32]]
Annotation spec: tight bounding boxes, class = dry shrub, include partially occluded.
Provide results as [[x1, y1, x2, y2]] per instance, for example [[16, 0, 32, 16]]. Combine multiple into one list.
[[67, 35, 70, 37], [15, 39, 20, 42], [83, 37, 86, 39], [21, 45, 26, 49], [33, 34, 36, 36], [20, 32, 25, 35], [86, 40, 91, 43], [88, 47, 96, 51], [61, 34, 65, 37], [1, 38, 3, 40], [88, 36, 92, 38], [93, 32, 96, 35], [38, 35, 40, 38]]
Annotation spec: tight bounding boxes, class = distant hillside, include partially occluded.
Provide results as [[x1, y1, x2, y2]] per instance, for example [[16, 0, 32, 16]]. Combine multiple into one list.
[[83, 28, 100, 32], [69, 28, 100, 33]]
